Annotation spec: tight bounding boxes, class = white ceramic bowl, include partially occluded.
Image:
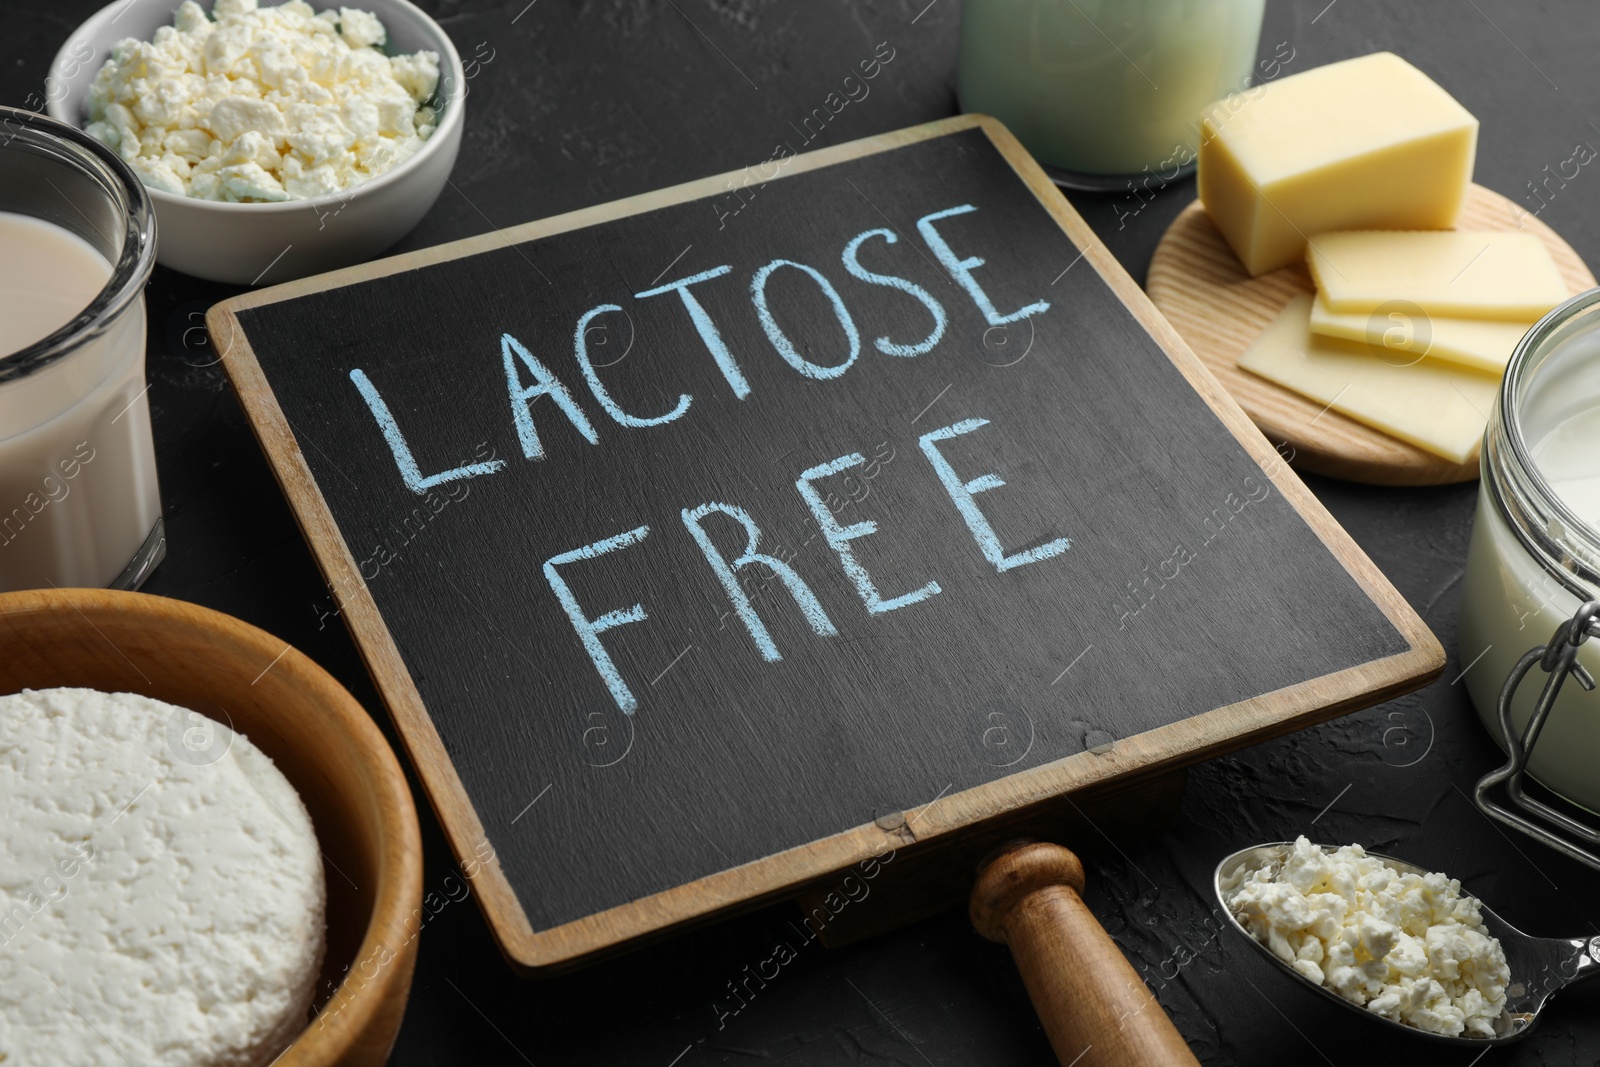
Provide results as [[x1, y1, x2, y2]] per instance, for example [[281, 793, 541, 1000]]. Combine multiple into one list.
[[46, 0, 464, 285]]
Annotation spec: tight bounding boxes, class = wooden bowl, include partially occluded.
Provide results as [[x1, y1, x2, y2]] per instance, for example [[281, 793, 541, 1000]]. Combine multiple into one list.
[[0, 588, 422, 1066]]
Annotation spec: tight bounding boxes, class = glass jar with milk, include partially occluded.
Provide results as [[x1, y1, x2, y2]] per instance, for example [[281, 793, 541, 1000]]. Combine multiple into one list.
[[0, 107, 162, 592], [1461, 288, 1600, 818], [957, 0, 1267, 189]]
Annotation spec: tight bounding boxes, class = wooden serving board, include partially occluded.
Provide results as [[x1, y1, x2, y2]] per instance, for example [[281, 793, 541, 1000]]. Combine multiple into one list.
[[210, 115, 1443, 973], [1147, 184, 1596, 486]]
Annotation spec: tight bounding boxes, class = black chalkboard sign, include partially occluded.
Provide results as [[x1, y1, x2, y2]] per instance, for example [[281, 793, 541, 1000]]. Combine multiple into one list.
[[213, 117, 1441, 971]]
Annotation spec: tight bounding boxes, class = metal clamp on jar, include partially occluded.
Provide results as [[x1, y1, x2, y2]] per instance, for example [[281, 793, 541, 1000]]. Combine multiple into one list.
[[1462, 288, 1600, 870]]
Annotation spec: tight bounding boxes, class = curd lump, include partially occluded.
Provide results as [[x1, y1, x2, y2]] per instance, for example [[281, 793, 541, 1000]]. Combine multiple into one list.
[[0, 688, 326, 1067], [1225, 836, 1509, 1038], [85, 0, 440, 202]]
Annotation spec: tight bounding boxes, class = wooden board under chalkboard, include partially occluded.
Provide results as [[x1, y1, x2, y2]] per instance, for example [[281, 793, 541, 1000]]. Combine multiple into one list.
[[209, 115, 1444, 973]]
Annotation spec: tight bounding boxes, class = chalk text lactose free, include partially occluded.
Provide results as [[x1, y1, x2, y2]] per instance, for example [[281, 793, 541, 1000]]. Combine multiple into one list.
[[352, 203, 1065, 714]]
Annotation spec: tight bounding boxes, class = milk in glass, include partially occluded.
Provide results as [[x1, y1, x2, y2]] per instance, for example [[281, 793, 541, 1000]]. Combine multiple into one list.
[[0, 212, 160, 590], [957, 0, 1267, 182]]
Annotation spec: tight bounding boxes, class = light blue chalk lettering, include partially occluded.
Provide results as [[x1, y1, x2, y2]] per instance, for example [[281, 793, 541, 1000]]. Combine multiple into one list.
[[918, 417, 1070, 573], [635, 266, 750, 399], [751, 259, 861, 380], [795, 454, 940, 614], [543, 525, 652, 714], [502, 332, 598, 460], [915, 205, 1050, 326], [575, 304, 691, 427], [681, 502, 837, 661], [350, 368, 506, 495], [841, 228, 947, 357]]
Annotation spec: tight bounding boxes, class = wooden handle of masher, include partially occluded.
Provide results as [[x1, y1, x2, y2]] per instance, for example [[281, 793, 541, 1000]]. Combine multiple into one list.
[[971, 841, 1199, 1067]]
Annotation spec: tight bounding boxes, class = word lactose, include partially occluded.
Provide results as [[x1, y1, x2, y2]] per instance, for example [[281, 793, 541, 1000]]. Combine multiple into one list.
[[350, 201, 1065, 714]]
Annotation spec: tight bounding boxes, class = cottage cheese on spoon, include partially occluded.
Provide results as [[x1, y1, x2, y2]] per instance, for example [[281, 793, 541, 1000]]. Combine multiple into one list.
[[84, 0, 440, 202], [0, 688, 326, 1066], [1225, 836, 1509, 1038]]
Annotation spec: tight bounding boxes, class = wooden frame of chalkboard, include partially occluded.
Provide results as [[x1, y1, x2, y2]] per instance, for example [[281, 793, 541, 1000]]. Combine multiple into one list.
[[210, 114, 1443, 973]]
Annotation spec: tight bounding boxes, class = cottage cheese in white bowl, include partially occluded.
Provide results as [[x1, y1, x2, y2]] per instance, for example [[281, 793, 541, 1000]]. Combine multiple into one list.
[[83, 0, 442, 204], [46, 0, 465, 284]]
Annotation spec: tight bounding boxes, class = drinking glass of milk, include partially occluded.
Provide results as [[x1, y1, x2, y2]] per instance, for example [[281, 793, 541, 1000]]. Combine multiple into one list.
[[0, 107, 162, 592], [1460, 287, 1600, 817], [958, 0, 1267, 188]]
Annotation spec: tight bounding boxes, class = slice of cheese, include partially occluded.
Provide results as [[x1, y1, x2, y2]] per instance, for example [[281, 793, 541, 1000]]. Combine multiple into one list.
[[1198, 52, 1478, 276], [1307, 231, 1569, 320], [1308, 296, 1532, 374], [1238, 294, 1498, 464]]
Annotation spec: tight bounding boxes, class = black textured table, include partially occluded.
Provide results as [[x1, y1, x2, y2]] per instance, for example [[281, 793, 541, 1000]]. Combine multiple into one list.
[[6, 2, 1600, 1064]]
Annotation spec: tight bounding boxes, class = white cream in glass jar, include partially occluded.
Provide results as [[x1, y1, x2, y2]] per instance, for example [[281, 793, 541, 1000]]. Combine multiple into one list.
[[0, 106, 162, 591], [1461, 287, 1600, 813]]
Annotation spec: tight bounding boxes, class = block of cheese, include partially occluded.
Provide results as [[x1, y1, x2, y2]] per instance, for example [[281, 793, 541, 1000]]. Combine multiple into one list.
[[1308, 231, 1569, 320], [1198, 52, 1478, 276], [1308, 297, 1532, 374], [1238, 294, 1498, 463]]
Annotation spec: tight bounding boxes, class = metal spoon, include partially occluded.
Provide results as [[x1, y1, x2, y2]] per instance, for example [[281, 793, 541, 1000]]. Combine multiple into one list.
[[1214, 842, 1600, 1046]]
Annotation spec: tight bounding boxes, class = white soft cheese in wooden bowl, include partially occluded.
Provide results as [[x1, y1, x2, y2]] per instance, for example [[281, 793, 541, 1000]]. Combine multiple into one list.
[[0, 688, 326, 1066]]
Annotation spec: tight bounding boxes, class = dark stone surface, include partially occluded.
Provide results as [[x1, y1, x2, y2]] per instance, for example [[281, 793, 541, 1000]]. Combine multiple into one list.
[[4, 1, 1598, 1063]]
